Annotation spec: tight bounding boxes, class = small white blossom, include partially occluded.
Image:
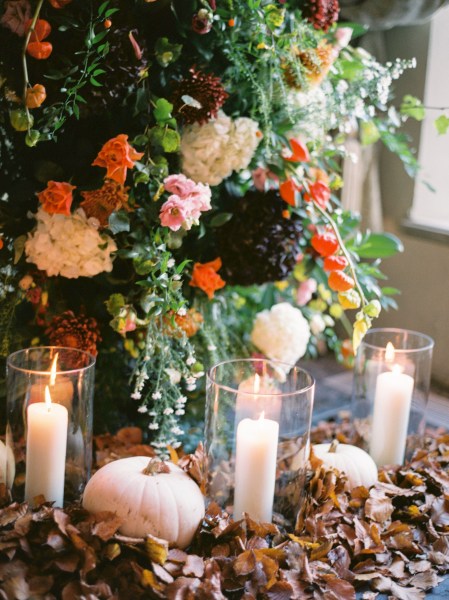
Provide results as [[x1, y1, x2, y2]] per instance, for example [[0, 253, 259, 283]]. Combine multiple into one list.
[[165, 368, 181, 385], [171, 441, 182, 449], [172, 274, 181, 281], [149, 422, 159, 430], [177, 307, 187, 316], [171, 426, 183, 435], [185, 376, 196, 385], [167, 258, 175, 268], [163, 407, 174, 415], [186, 356, 196, 366], [137, 405, 148, 413], [131, 391, 142, 400], [207, 344, 217, 351], [175, 409, 185, 416], [177, 395, 187, 404], [152, 391, 162, 400]]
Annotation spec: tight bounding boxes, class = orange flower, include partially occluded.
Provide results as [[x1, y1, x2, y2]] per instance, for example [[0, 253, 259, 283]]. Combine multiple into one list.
[[279, 179, 301, 207], [189, 258, 226, 300], [26, 84, 46, 108], [80, 180, 131, 227], [92, 134, 144, 185], [37, 181, 76, 215]]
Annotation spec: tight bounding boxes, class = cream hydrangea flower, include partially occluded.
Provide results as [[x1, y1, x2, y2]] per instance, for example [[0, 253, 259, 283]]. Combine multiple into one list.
[[181, 111, 261, 186], [25, 207, 117, 278], [251, 302, 311, 368]]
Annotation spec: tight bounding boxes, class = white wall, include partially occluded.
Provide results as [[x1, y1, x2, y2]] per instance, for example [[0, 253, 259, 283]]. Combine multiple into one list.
[[376, 21, 449, 388]]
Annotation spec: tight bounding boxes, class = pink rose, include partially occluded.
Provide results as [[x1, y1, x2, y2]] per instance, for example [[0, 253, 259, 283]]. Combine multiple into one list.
[[335, 27, 352, 49], [252, 167, 279, 192], [1, 0, 31, 36], [164, 174, 197, 197], [190, 182, 211, 212], [296, 278, 317, 307], [159, 195, 191, 231]]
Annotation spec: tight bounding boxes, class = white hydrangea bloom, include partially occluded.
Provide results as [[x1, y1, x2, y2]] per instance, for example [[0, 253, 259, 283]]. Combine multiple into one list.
[[181, 111, 261, 186], [251, 302, 310, 369], [25, 208, 116, 279]]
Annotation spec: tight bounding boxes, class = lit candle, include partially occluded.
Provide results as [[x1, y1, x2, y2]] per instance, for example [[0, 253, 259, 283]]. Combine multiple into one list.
[[25, 386, 68, 506], [235, 373, 281, 422], [28, 353, 74, 410], [369, 343, 414, 466], [233, 412, 279, 522]]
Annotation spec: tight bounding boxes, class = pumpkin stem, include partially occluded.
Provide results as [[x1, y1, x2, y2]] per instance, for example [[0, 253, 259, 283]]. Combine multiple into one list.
[[329, 439, 339, 453], [142, 458, 170, 476]]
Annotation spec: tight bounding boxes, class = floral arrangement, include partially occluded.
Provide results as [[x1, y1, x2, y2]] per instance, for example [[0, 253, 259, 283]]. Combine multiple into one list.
[[0, 0, 418, 450]]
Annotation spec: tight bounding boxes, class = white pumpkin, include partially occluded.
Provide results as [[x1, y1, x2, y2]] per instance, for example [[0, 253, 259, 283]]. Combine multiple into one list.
[[313, 441, 378, 491], [83, 457, 205, 549]]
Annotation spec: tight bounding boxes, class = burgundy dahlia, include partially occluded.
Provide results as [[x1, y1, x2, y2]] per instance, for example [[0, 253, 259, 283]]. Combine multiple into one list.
[[172, 67, 228, 125], [46, 311, 102, 357], [302, 0, 340, 31]]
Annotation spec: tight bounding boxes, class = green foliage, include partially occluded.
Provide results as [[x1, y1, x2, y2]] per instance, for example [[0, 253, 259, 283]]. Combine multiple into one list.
[[435, 114, 449, 135], [400, 95, 425, 121]]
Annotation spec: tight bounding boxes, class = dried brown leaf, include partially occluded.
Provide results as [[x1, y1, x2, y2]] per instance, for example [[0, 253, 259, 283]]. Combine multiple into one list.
[[91, 511, 124, 541], [182, 554, 205, 578], [116, 426, 142, 445], [364, 495, 394, 523], [0, 503, 27, 527], [234, 550, 257, 576], [371, 574, 425, 600]]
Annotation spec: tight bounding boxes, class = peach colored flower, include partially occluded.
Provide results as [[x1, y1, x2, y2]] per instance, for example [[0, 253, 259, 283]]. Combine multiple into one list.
[[37, 181, 76, 215], [92, 134, 143, 184], [189, 258, 226, 300]]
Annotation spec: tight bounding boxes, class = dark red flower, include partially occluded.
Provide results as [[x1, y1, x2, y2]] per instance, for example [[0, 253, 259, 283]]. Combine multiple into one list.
[[302, 0, 340, 32], [172, 67, 228, 125]]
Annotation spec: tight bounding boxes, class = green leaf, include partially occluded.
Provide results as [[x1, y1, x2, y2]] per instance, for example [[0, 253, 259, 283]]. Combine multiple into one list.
[[149, 126, 180, 153], [381, 286, 401, 296], [435, 114, 449, 135], [72, 103, 80, 119], [90, 76, 102, 87], [153, 98, 174, 124], [400, 95, 425, 121], [104, 7, 119, 17], [105, 293, 125, 316], [92, 30, 108, 45], [360, 121, 380, 146], [13, 235, 27, 264], [210, 213, 233, 227], [98, 0, 109, 16], [108, 211, 130, 234], [355, 233, 404, 258]]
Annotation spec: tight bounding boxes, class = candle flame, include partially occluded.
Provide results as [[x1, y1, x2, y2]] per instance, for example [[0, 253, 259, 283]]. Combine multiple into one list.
[[45, 386, 52, 411], [385, 342, 395, 363], [50, 353, 59, 386], [259, 411, 265, 421], [253, 373, 260, 395]]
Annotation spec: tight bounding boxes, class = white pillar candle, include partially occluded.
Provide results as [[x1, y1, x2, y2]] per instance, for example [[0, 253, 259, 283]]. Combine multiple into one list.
[[233, 413, 279, 522], [235, 374, 281, 422], [25, 386, 68, 507], [369, 368, 414, 466]]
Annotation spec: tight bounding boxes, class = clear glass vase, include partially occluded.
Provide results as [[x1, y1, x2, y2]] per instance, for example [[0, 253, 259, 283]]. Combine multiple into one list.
[[352, 328, 434, 466], [5, 346, 95, 506], [205, 358, 314, 527]]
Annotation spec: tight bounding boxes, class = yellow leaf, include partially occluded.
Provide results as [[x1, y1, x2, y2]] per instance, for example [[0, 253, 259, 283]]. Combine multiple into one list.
[[145, 534, 169, 565]]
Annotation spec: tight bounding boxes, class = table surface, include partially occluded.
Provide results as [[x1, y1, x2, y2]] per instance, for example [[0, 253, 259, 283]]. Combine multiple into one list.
[[305, 357, 449, 599]]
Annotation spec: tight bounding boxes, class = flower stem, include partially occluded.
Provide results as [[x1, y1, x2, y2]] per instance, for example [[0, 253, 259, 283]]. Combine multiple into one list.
[[22, 0, 45, 134], [312, 201, 367, 308]]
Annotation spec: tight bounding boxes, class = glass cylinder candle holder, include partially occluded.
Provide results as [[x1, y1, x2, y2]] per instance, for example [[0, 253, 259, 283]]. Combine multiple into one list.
[[352, 328, 434, 466], [5, 346, 95, 506], [205, 358, 314, 527]]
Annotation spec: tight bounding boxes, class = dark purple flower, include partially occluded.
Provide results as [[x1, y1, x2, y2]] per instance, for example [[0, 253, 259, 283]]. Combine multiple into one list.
[[192, 9, 212, 34]]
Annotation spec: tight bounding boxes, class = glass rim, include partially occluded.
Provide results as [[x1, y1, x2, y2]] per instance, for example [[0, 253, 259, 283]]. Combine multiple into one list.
[[7, 346, 96, 376], [360, 327, 434, 353], [207, 358, 315, 397]]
